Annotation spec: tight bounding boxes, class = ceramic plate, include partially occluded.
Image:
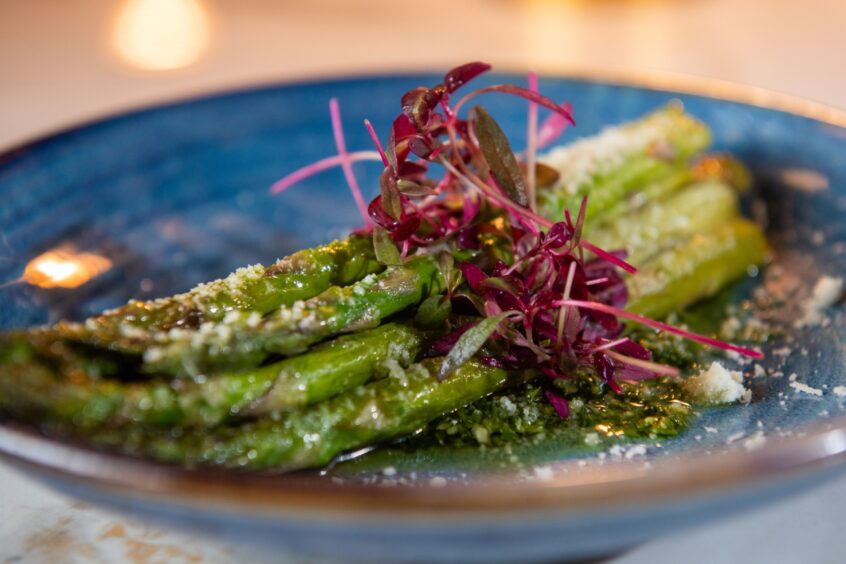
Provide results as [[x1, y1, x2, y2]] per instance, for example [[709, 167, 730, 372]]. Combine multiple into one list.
[[1, 72, 845, 563]]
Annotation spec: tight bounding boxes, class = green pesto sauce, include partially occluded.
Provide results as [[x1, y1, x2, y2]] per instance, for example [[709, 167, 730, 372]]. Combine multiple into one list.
[[407, 375, 692, 451], [392, 318, 713, 454], [334, 284, 769, 475]]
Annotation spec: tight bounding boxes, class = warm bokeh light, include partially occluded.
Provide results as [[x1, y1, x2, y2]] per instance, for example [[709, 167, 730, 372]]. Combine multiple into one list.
[[112, 0, 210, 71], [23, 249, 112, 289]]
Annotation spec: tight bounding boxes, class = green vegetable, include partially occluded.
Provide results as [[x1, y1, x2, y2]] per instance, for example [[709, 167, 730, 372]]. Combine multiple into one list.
[[0, 323, 424, 430], [587, 179, 740, 266], [50, 235, 382, 355], [143, 257, 445, 376], [96, 358, 517, 471], [0, 98, 770, 474], [538, 105, 712, 223], [627, 219, 768, 319]]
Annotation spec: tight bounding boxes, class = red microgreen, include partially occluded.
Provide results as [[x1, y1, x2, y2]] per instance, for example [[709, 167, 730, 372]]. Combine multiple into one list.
[[526, 70, 539, 211], [269, 62, 764, 419], [329, 98, 371, 226], [363, 119, 389, 167], [269, 151, 383, 195], [537, 102, 573, 148]]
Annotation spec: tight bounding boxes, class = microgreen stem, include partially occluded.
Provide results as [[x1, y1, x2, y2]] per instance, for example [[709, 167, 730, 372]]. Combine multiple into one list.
[[526, 70, 538, 212], [363, 119, 389, 167], [605, 350, 681, 378], [588, 338, 631, 355], [556, 299, 764, 360], [556, 261, 577, 345], [269, 151, 383, 195], [329, 98, 371, 227]]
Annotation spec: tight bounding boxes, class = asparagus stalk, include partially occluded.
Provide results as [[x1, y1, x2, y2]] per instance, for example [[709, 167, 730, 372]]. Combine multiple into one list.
[[101, 358, 516, 471], [627, 219, 768, 319], [143, 257, 445, 377], [586, 179, 740, 267], [538, 105, 711, 223], [0, 222, 767, 470], [51, 235, 381, 355], [0, 323, 424, 430]]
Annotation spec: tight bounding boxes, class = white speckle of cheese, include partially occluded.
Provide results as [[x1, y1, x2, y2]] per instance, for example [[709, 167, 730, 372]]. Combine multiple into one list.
[[382, 466, 397, 477], [223, 310, 242, 324], [624, 445, 647, 460], [498, 395, 518, 415], [726, 431, 746, 444], [832, 386, 846, 397], [533, 466, 555, 481], [789, 381, 824, 397], [429, 476, 447, 488], [683, 362, 747, 405], [246, 311, 262, 328], [540, 109, 682, 195], [799, 275, 843, 326], [743, 431, 767, 451], [584, 432, 601, 446]]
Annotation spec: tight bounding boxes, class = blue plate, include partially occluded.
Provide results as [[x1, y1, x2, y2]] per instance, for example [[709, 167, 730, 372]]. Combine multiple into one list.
[[1, 72, 845, 563]]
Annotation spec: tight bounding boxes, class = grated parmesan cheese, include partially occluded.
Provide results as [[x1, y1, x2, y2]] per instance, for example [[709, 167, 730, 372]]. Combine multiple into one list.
[[789, 381, 823, 397], [683, 362, 747, 405], [799, 275, 843, 326], [540, 108, 687, 196]]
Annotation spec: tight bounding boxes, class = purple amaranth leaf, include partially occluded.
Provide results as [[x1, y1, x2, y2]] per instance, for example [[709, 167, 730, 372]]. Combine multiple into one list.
[[397, 160, 429, 180], [594, 352, 622, 393], [537, 102, 574, 148], [428, 322, 476, 356], [392, 216, 421, 242], [459, 262, 488, 293], [456, 84, 575, 125], [613, 338, 651, 361], [544, 390, 570, 419], [401, 85, 446, 130], [368, 196, 400, 229], [444, 62, 492, 93]]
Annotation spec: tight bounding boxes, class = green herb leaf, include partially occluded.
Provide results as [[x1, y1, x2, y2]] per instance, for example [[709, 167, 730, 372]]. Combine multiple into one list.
[[438, 312, 510, 380], [397, 179, 437, 197], [373, 225, 402, 265], [438, 251, 461, 294], [473, 105, 529, 207], [380, 168, 403, 219], [415, 295, 452, 328]]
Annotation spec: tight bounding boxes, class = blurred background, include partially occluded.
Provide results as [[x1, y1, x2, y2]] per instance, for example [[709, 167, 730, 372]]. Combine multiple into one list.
[[2, 1, 846, 563], [1, 0, 844, 150]]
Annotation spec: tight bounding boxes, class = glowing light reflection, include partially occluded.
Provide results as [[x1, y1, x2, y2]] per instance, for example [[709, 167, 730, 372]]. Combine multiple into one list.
[[113, 0, 210, 71], [23, 249, 112, 289]]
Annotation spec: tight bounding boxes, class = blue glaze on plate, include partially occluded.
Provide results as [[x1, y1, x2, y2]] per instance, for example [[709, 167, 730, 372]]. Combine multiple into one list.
[[0, 74, 845, 562]]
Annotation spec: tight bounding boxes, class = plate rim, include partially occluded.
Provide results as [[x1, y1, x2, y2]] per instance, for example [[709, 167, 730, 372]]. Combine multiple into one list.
[[2, 68, 846, 518]]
